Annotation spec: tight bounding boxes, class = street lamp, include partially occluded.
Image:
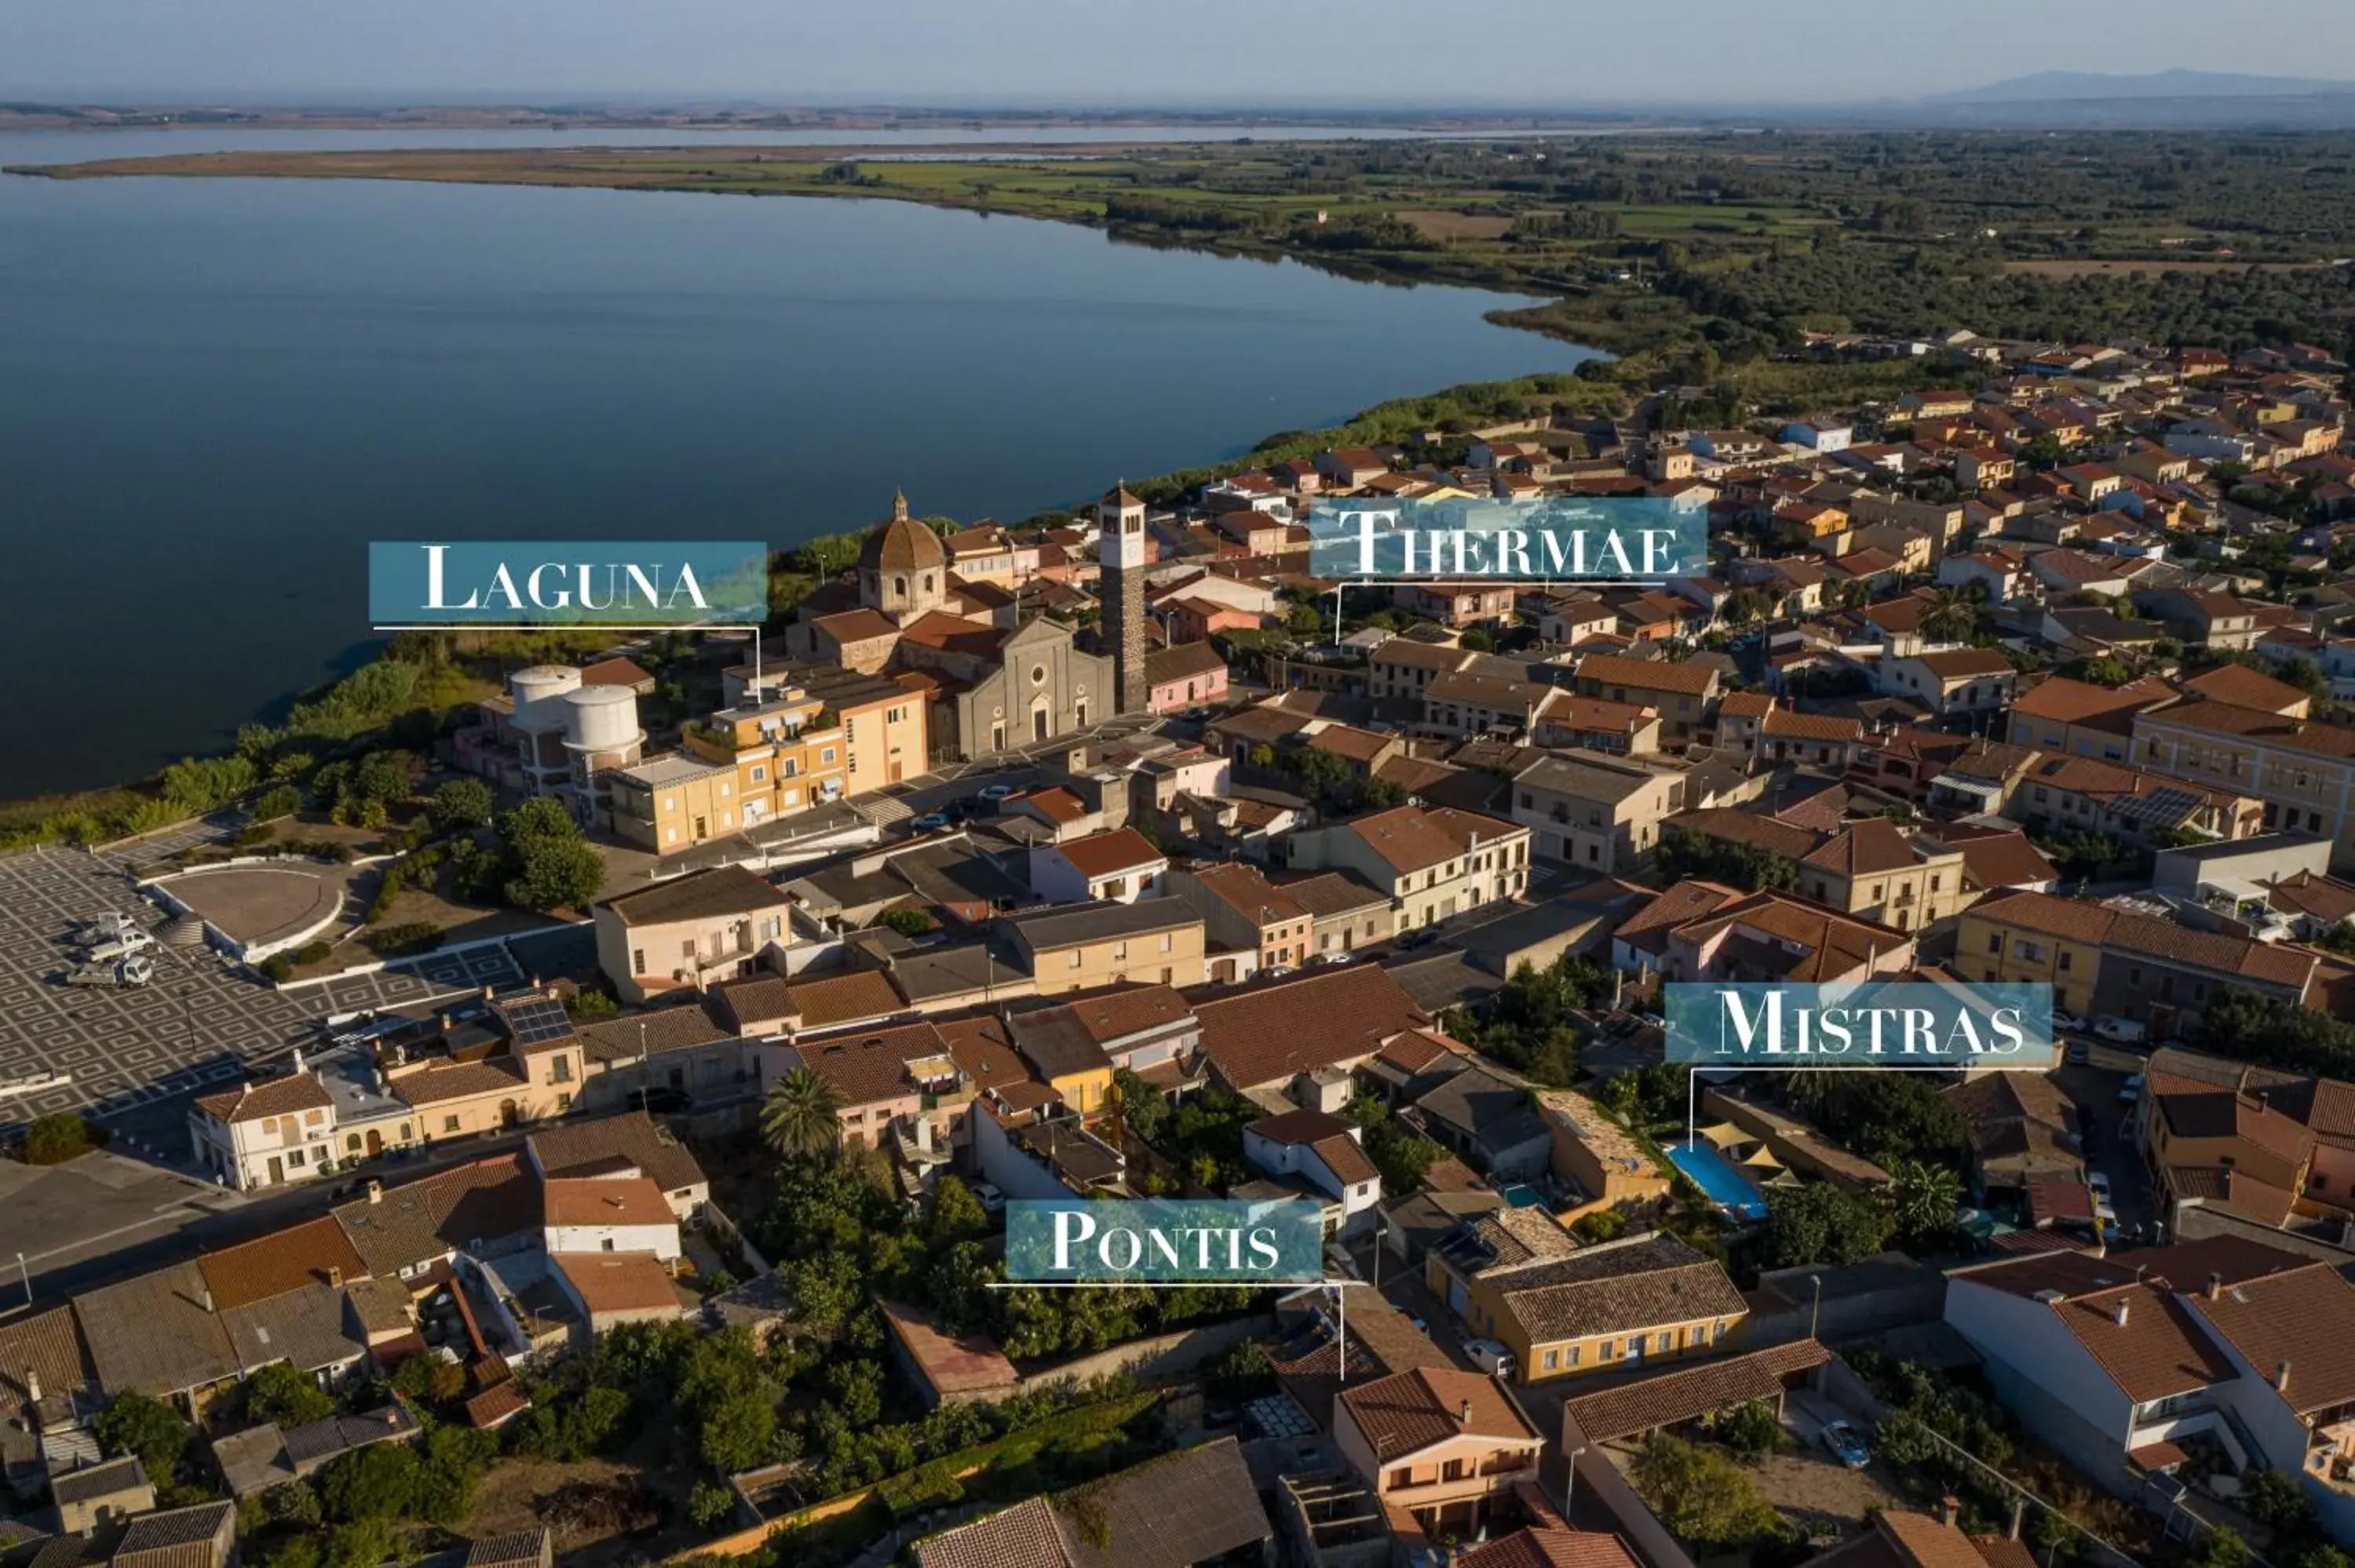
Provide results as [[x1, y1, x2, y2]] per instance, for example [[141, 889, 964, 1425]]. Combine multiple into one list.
[[1563, 1444, 1586, 1520], [1809, 1274, 1824, 1341]]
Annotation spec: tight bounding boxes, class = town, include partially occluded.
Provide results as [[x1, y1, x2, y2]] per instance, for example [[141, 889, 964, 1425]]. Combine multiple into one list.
[[9, 323, 2355, 1568]]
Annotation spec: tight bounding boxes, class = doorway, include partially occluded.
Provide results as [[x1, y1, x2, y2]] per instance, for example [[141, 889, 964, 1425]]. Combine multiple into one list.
[[366, 1129, 383, 1158]]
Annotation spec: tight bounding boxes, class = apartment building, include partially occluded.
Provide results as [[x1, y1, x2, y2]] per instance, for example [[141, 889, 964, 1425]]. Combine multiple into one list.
[[1510, 753, 1686, 873], [2009, 676, 2180, 763], [1572, 654, 1721, 742], [2134, 697, 2355, 870], [1286, 806, 1532, 933], [1167, 860, 1315, 975], [1000, 899, 1208, 994], [188, 1071, 339, 1191], [2010, 755, 2266, 847], [593, 865, 794, 1003], [1665, 810, 1971, 933], [612, 665, 925, 853], [1283, 870, 1398, 961], [1958, 889, 2317, 1033]]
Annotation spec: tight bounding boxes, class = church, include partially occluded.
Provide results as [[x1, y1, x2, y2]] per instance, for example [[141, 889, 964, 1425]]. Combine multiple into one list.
[[781, 491, 1130, 760]]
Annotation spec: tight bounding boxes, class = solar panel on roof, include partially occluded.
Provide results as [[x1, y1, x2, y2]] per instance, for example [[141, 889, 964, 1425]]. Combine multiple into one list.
[[502, 997, 574, 1047], [2111, 787, 2203, 829]]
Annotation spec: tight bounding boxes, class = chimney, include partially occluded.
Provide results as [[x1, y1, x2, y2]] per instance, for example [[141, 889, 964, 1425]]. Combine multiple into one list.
[[2111, 1300, 2130, 1327], [2008, 1497, 2025, 1542], [366, 1179, 383, 1205], [1939, 1496, 1960, 1529], [2208, 1272, 2223, 1301], [384, 1407, 399, 1427], [2277, 1360, 2293, 1394], [198, 1285, 213, 1313], [291, 1048, 305, 1075], [327, 1266, 342, 1289], [1459, 1398, 1473, 1425], [24, 1369, 39, 1406]]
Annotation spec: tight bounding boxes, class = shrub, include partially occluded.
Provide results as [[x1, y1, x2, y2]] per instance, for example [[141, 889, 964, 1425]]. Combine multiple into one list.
[[294, 940, 334, 966], [253, 785, 303, 822], [688, 1481, 739, 1530], [23, 1114, 98, 1165], [96, 1392, 191, 1479], [262, 955, 294, 983], [363, 923, 443, 957]]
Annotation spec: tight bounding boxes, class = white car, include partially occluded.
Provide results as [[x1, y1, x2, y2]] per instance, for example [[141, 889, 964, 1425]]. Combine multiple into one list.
[[1463, 1339, 1517, 1378], [2119, 1074, 2145, 1105], [970, 1181, 1006, 1216], [977, 783, 1015, 802], [2053, 1012, 2088, 1034], [2087, 1171, 2112, 1199], [2093, 1017, 2147, 1045]]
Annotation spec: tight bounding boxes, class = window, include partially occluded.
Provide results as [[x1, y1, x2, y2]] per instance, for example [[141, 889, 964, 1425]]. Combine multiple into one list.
[[399, 1123, 411, 1140], [443, 1115, 460, 1133], [305, 1109, 323, 1125], [1543, 1349, 1559, 1370], [632, 948, 646, 975], [1069, 952, 1083, 968], [288, 1148, 305, 1167], [1598, 1339, 1616, 1360], [557, 1094, 572, 1111], [750, 764, 766, 782], [1159, 933, 1172, 953], [550, 1056, 574, 1084], [1566, 1345, 1581, 1367], [1987, 932, 2004, 954]]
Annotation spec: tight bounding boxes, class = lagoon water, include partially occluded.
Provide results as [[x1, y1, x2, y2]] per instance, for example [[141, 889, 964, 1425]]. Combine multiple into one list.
[[0, 127, 1583, 797]]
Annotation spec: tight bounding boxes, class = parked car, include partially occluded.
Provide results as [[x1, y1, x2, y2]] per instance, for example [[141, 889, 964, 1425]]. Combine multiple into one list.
[[2054, 1012, 2089, 1034], [1821, 1420, 1869, 1469], [1463, 1340, 1517, 1378], [2119, 1074, 2145, 1105], [977, 783, 1016, 803], [2087, 1171, 2112, 1199], [63, 955, 153, 988], [971, 1181, 1006, 1216], [2092, 1017, 2147, 1045], [79, 930, 154, 963], [911, 813, 950, 831]]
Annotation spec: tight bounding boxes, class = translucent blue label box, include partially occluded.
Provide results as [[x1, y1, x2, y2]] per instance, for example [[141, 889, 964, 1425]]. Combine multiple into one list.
[[368, 540, 769, 628], [1305, 496, 1707, 582], [1005, 1198, 1327, 1285], [1663, 981, 2057, 1068]]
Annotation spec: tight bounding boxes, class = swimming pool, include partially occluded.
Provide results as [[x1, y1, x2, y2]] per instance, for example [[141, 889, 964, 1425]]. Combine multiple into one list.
[[1499, 1183, 1546, 1209], [1664, 1140, 1771, 1223]]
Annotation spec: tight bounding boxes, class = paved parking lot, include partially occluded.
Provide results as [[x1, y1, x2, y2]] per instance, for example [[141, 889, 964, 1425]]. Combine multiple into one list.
[[0, 843, 553, 1127]]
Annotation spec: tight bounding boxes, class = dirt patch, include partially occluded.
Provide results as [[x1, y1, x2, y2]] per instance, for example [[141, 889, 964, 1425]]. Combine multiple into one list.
[[462, 1456, 694, 1567], [1397, 208, 1513, 241]]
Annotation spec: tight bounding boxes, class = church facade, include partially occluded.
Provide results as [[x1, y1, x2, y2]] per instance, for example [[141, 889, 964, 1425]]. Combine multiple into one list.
[[783, 494, 1119, 764]]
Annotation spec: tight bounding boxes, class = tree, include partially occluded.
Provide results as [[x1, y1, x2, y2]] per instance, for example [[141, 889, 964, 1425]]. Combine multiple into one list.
[[505, 835, 605, 911], [2181, 1528, 2252, 1568], [1760, 1183, 1893, 1269], [762, 1068, 848, 1159], [688, 1481, 738, 1530], [699, 1390, 778, 1473], [1630, 1433, 1785, 1547], [1114, 1068, 1172, 1148], [1886, 1159, 1965, 1245], [926, 1176, 990, 1247], [1922, 586, 1978, 644], [1716, 1400, 1788, 1462], [96, 1393, 190, 1479], [426, 779, 494, 834], [320, 1442, 421, 1522], [244, 1362, 335, 1428]]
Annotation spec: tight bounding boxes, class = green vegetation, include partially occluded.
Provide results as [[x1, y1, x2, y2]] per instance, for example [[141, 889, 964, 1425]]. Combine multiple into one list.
[[1629, 1432, 1788, 1550], [1655, 829, 1799, 894], [1441, 954, 1612, 1086], [20, 1112, 100, 1165]]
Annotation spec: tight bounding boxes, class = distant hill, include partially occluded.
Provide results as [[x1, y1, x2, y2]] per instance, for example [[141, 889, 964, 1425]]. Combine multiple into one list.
[[1932, 68, 2355, 104]]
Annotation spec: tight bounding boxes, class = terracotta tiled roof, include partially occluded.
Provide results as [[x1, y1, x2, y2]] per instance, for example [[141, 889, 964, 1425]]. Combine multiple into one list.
[[1338, 1366, 1539, 1462], [2190, 1261, 2355, 1415], [392, 1059, 526, 1107], [787, 1019, 959, 1107], [1195, 967, 1429, 1091], [2142, 698, 2355, 760], [785, 969, 905, 1030], [918, 1497, 1072, 1568], [1339, 805, 1522, 876], [199, 1216, 371, 1313], [1801, 818, 1930, 877], [331, 1154, 542, 1277], [194, 1072, 334, 1125], [1762, 709, 1864, 742], [1051, 828, 1166, 880], [1562, 1339, 1832, 1443], [1460, 1532, 1641, 1568], [551, 1252, 681, 1316], [1577, 652, 1718, 696], [2182, 662, 2309, 713], [542, 1176, 674, 1229], [1484, 1232, 1746, 1344]]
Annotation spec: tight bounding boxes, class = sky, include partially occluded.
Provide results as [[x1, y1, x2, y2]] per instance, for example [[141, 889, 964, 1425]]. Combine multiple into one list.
[[3, 0, 2352, 107]]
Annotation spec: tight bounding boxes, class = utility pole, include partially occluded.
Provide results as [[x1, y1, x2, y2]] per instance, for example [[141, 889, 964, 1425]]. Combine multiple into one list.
[[1810, 1274, 1824, 1340]]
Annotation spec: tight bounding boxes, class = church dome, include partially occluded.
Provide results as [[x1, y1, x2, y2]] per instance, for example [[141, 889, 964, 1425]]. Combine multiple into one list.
[[859, 491, 947, 574]]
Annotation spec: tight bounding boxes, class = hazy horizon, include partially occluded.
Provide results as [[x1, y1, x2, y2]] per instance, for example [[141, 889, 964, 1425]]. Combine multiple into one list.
[[5, 0, 2353, 107]]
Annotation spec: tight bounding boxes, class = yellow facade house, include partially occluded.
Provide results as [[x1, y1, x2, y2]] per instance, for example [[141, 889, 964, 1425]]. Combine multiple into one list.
[[1002, 900, 1207, 996], [1458, 1231, 1749, 1385]]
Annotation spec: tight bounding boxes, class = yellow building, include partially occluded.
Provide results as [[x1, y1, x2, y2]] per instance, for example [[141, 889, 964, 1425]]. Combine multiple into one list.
[[1535, 1089, 1673, 1223], [615, 665, 926, 854], [1955, 894, 2110, 1017], [1002, 900, 1207, 997], [1462, 1231, 1748, 1385]]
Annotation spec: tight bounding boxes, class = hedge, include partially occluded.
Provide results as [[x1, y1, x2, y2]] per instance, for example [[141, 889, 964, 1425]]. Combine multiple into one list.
[[874, 1393, 1159, 1515]]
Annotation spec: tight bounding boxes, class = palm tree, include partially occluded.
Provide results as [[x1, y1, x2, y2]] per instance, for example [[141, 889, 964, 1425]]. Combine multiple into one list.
[[1922, 586, 1977, 644], [761, 1067, 847, 1160], [1887, 1158, 1965, 1242]]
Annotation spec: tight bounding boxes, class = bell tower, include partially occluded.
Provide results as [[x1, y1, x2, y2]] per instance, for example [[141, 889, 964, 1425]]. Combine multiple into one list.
[[1097, 483, 1149, 715]]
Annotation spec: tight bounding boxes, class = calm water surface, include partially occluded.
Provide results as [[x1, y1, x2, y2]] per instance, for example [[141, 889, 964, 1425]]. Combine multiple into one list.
[[0, 127, 1586, 797]]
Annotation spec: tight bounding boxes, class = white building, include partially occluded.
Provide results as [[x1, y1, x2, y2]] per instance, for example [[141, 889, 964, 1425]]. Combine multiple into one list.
[[188, 1063, 339, 1191], [1242, 1109, 1382, 1238], [540, 1176, 682, 1263], [1028, 827, 1167, 905]]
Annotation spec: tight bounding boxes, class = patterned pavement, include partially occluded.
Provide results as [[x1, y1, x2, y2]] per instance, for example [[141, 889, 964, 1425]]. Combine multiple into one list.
[[0, 843, 549, 1127]]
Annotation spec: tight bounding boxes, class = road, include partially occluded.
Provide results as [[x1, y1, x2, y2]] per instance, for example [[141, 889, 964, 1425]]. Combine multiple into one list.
[[2053, 1033, 2157, 1240]]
